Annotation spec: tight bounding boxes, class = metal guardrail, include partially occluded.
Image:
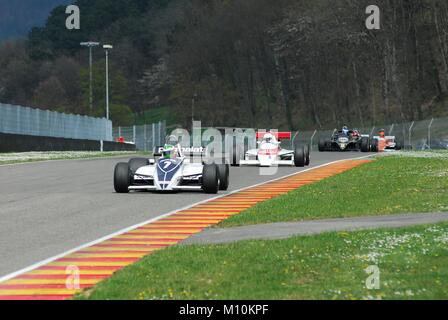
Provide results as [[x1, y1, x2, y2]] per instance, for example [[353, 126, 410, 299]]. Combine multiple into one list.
[[113, 121, 166, 152]]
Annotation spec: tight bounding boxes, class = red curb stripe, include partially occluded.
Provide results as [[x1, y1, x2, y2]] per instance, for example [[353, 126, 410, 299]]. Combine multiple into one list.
[[0, 284, 92, 290], [76, 250, 154, 254], [0, 295, 71, 300], [56, 258, 139, 262], [108, 237, 183, 241], [94, 244, 170, 248], [106, 239, 181, 243], [15, 275, 110, 280], [35, 266, 121, 271]]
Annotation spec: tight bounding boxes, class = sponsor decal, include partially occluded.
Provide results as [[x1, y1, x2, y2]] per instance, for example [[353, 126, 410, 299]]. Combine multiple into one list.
[[258, 148, 280, 156]]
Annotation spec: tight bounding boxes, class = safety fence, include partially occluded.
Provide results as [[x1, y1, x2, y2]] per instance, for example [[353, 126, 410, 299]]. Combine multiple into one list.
[[0, 103, 113, 141], [113, 121, 167, 152], [294, 117, 448, 151], [115, 117, 447, 153], [194, 118, 448, 153]]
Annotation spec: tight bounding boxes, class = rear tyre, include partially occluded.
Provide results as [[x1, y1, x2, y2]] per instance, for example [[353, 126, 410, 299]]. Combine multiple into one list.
[[114, 163, 130, 193], [231, 144, 241, 167], [361, 137, 370, 152], [318, 137, 326, 152], [304, 144, 311, 166], [395, 140, 403, 151], [294, 145, 306, 167], [370, 139, 378, 152], [129, 158, 150, 174], [202, 164, 219, 194], [217, 164, 230, 191]]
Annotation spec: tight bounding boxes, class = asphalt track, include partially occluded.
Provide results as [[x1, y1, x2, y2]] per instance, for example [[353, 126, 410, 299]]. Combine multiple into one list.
[[184, 212, 448, 245], [0, 152, 371, 278]]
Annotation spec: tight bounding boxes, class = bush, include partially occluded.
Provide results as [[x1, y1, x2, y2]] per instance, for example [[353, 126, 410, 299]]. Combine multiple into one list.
[[110, 104, 134, 127]]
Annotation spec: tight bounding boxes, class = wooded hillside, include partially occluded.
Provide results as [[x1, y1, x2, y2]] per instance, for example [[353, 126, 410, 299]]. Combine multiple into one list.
[[0, 0, 447, 129]]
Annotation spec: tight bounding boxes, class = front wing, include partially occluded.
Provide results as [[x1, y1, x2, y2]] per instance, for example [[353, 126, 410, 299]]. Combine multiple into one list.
[[128, 185, 202, 191], [239, 159, 295, 167]]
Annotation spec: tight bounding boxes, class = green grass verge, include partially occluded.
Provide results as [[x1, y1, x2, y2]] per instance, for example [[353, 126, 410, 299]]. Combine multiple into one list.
[[0, 151, 148, 165], [219, 155, 448, 227], [76, 222, 448, 300]]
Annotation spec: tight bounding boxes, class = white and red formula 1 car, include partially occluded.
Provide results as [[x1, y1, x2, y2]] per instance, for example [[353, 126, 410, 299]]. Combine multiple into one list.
[[232, 132, 310, 167]]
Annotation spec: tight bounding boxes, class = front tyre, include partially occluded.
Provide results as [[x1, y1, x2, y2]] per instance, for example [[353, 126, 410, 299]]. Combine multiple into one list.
[[361, 137, 370, 152], [202, 164, 219, 194], [114, 162, 130, 193], [294, 145, 306, 167], [217, 164, 230, 191], [129, 158, 150, 174]]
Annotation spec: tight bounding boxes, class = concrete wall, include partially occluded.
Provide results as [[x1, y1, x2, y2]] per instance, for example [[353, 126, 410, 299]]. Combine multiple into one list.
[[0, 132, 136, 153]]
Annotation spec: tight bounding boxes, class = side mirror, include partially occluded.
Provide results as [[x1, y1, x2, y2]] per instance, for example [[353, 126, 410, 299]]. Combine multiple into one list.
[[153, 146, 163, 157]]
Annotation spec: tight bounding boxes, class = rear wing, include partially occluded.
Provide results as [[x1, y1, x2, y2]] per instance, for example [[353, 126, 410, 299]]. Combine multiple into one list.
[[256, 132, 292, 141], [372, 136, 395, 140]]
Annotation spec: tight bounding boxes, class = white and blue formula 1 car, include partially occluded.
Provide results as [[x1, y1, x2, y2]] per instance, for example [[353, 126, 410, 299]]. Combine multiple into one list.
[[114, 137, 229, 194], [232, 132, 310, 167]]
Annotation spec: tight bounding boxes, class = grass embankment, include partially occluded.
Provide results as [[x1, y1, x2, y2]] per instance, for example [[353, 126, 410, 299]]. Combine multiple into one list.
[[0, 151, 147, 165], [219, 154, 448, 227], [76, 152, 448, 300], [77, 223, 448, 300]]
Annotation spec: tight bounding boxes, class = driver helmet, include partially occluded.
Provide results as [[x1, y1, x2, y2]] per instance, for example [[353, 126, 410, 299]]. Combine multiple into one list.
[[264, 133, 275, 143], [166, 135, 179, 145], [379, 129, 386, 138], [163, 135, 179, 159], [342, 126, 349, 135]]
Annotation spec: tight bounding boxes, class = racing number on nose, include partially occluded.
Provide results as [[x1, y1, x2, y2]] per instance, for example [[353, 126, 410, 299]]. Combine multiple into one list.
[[161, 159, 175, 170], [163, 161, 171, 170]]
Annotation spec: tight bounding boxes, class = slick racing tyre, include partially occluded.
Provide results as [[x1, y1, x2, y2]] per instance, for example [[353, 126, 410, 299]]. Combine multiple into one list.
[[217, 164, 230, 191], [395, 140, 403, 151], [304, 144, 311, 166], [202, 164, 220, 194], [294, 145, 306, 167], [370, 139, 378, 152], [361, 137, 370, 152], [318, 137, 326, 152], [129, 158, 150, 174], [231, 144, 241, 167], [114, 163, 131, 193]]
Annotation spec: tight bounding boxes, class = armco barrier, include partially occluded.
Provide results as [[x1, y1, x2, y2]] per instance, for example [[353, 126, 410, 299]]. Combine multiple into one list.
[[113, 121, 166, 151], [0, 133, 136, 153]]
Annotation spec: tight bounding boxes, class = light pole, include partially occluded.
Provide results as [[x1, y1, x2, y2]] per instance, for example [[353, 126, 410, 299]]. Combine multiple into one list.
[[80, 42, 100, 113], [192, 93, 197, 129], [103, 44, 113, 120]]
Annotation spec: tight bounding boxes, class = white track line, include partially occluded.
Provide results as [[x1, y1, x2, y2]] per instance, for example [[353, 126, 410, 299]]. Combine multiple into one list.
[[0, 154, 374, 284]]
